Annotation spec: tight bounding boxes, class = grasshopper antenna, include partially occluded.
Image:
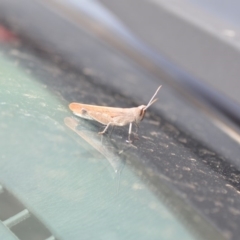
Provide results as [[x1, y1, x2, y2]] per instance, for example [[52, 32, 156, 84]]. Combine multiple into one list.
[[144, 85, 162, 110]]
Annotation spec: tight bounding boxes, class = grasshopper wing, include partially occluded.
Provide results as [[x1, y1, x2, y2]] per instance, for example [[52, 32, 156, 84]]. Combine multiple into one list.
[[69, 103, 128, 125]]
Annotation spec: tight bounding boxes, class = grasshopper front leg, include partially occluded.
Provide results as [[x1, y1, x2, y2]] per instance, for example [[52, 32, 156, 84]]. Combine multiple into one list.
[[126, 122, 133, 143]]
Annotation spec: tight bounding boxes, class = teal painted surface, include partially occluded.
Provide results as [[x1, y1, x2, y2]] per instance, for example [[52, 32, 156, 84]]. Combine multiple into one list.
[[0, 223, 17, 240], [0, 53, 195, 240]]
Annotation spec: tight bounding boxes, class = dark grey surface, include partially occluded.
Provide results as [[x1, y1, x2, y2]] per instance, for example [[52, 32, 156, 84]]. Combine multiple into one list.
[[0, 0, 240, 239], [100, 0, 240, 121]]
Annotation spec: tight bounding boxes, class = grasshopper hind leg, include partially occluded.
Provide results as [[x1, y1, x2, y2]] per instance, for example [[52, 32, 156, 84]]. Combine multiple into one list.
[[98, 122, 111, 135]]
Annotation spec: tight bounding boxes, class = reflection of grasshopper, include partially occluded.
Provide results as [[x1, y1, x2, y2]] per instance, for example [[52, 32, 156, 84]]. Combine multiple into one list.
[[64, 116, 128, 180]]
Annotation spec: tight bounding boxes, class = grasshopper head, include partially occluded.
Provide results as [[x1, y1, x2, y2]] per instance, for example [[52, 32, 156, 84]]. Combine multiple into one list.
[[137, 97, 158, 122], [137, 105, 147, 123], [136, 86, 162, 123]]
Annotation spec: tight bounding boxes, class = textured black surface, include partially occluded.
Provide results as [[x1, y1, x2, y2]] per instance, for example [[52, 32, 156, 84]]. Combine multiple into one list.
[[0, 0, 240, 239]]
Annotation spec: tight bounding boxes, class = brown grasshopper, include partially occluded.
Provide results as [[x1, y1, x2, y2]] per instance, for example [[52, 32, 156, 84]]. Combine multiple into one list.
[[69, 86, 161, 142]]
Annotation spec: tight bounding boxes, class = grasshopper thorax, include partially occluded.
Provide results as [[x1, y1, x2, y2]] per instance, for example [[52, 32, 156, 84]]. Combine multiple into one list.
[[137, 105, 146, 123]]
